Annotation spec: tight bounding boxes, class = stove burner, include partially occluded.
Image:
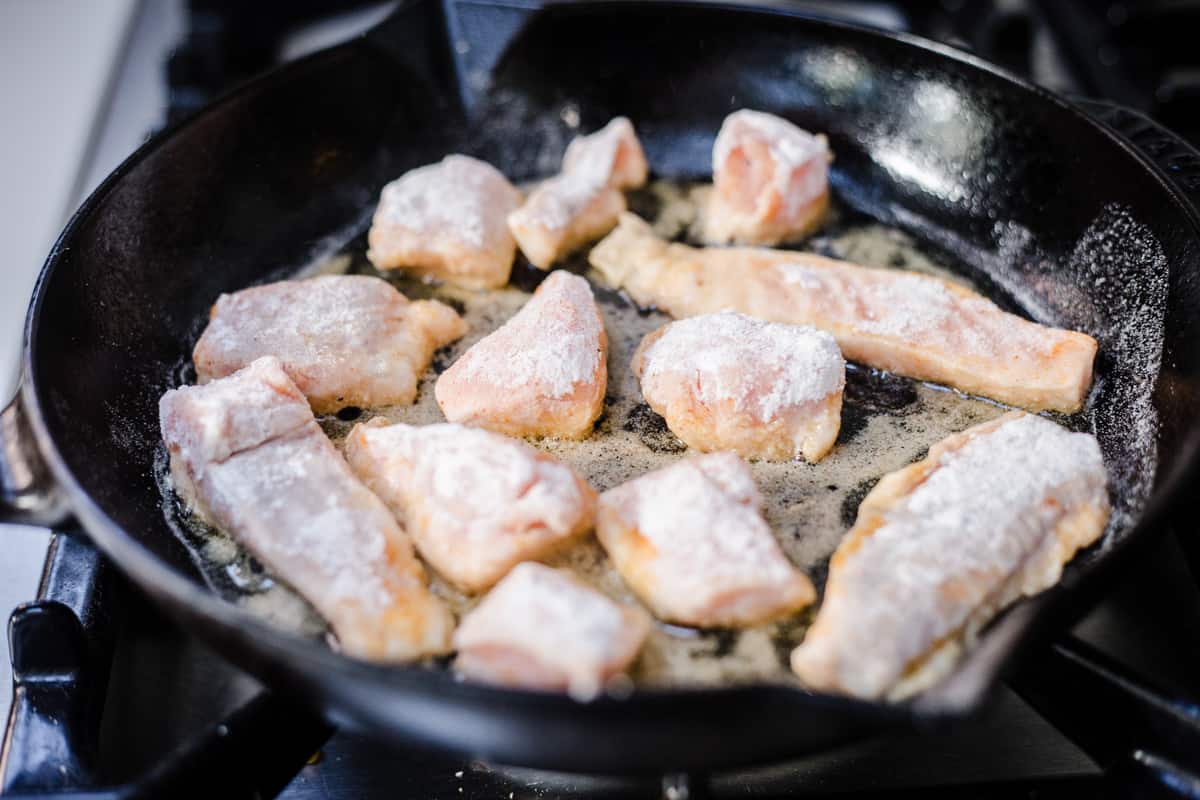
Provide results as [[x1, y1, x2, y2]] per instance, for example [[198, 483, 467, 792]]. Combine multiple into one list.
[[4, 530, 1200, 796]]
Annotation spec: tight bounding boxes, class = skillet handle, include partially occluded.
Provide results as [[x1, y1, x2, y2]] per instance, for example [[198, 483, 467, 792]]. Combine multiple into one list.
[[1013, 634, 1200, 796], [364, 0, 548, 112], [1, 390, 69, 528], [1077, 99, 1200, 215]]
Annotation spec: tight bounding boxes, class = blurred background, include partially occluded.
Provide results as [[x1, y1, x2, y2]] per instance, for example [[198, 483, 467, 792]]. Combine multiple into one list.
[[2, 1, 1199, 797]]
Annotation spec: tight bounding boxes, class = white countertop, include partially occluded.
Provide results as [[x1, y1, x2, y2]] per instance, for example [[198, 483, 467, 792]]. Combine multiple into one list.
[[0, 0, 182, 725], [0, 0, 137, 398]]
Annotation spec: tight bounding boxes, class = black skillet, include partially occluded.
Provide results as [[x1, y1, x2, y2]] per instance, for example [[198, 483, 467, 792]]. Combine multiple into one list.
[[4, 0, 1200, 779]]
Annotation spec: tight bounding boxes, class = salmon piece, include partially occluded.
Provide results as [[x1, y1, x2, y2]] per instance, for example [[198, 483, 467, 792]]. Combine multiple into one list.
[[791, 412, 1109, 700], [633, 311, 845, 462], [596, 453, 815, 628], [435, 271, 607, 439], [590, 214, 1098, 413], [562, 116, 649, 191], [453, 562, 651, 700], [367, 155, 523, 289], [344, 421, 596, 593], [508, 117, 648, 269], [193, 275, 466, 414], [159, 357, 454, 662], [509, 181, 626, 270], [703, 109, 831, 246]]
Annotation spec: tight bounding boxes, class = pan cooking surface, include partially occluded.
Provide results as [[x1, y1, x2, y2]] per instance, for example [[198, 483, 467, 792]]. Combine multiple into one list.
[[153, 179, 1164, 691]]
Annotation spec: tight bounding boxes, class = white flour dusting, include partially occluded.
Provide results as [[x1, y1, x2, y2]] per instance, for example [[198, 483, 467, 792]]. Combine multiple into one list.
[[983, 206, 1166, 528], [454, 562, 648, 701], [159, 360, 400, 614], [563, 117, 644, 191], [346, 421, 590, 593], [713, 109, 829, 216], [772, 259, 1057, 358], [510, 118, 637, 232], [798, 413, 1108, 697], [512, 171, 608, 232], [367, 423, 583, 528], [447, 271, 603, 399], [638, 311, 844, 422], [372, 155, 516, 249], [1058, 207, 1167, 527], [599, 453, 806, 618]]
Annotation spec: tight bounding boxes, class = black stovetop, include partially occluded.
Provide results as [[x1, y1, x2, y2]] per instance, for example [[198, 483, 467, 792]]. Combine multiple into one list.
[[5, 1, 1200, 797], [5, 525, 1197, 799]]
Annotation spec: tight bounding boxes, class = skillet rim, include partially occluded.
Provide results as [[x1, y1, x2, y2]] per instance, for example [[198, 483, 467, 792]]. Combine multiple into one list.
[[16, 0, 1200, 732]]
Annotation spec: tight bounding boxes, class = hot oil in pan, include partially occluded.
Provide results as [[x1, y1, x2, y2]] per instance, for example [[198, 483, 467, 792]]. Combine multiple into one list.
[[160, 181, 1044, 689]]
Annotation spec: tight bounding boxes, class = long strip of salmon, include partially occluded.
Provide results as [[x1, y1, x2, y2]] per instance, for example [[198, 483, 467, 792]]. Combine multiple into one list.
[[790, 411, 1109, 700], [589, 213, 1097, 413], [160, 357, 454, 662]]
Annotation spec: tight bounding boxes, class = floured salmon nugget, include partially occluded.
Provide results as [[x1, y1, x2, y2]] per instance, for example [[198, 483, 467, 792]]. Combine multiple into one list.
[[703, 109, 831, 246], [345, 421, 596, 593], [193, 275, 466, 413], [562, 116, 648, 191], [597, 452, 815, 628], [509, 116, 648, 269], [367, 154, 523, 289], [435, 271, 607, 439], [634, 311, 845, 462], [454, 562, 651, 700]]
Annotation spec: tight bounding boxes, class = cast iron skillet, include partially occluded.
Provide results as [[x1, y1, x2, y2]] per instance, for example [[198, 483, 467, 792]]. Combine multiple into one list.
[[4, 0, 1200, 774]]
